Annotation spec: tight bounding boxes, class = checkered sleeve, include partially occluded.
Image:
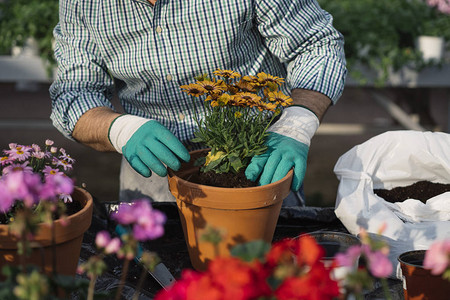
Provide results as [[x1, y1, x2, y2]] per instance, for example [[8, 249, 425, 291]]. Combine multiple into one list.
[[49, 0, 115, 140], [255, 0, 347, 104]]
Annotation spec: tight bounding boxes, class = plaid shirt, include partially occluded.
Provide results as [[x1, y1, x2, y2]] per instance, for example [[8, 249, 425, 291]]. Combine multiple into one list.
[[50, 0, 346, 145]]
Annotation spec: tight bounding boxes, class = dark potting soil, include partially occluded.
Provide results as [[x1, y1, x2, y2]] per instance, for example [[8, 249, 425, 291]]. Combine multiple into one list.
[[187, 169, 258, 188], [374, 181, 450, 203]]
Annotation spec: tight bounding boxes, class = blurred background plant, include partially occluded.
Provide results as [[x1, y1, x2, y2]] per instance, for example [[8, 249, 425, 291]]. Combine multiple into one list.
[[318, 0, 450, 86], [0, 0, 59, 76]]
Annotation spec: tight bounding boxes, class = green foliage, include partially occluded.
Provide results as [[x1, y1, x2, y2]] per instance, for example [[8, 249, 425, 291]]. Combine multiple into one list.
[[0, 0, 59, 75], [183, 70, 292, 174], [319, 0, 450, 86], [230, 240, 271, 262]]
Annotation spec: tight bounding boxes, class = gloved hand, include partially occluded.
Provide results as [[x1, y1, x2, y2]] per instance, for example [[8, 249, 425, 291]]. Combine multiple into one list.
[[108, 115, 190, 177], [245, 106, 319, 191]]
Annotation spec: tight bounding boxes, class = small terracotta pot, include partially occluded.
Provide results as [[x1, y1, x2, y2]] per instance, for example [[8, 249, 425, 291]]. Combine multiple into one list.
[[168, 149, 293, 270], [0, 187, 93, 276], [398, 250, 450, 300]]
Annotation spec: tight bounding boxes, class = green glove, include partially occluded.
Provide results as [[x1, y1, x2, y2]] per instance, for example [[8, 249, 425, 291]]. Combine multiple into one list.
[[245, 132, 309, 191], [245, 106, 319, 191], [109, 115, 190, 177]]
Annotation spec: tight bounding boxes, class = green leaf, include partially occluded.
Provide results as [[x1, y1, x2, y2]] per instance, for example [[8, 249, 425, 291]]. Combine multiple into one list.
[[230, 240, 271, 262]]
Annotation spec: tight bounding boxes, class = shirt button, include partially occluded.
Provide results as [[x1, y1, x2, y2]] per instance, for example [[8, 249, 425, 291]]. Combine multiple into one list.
[[178, 113, 185, 121], [156, 26, 162, 33], [166, 74, 173, 81]]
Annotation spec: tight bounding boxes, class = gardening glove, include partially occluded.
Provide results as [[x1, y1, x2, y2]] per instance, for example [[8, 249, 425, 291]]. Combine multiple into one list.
[[245, 106, 319, 191], [108, 115, 190, 178]]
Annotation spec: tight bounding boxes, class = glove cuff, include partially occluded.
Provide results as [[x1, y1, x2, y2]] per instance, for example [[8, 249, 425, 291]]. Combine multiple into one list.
[[108, 115, 151, 153], [268, 106, 319, 146]]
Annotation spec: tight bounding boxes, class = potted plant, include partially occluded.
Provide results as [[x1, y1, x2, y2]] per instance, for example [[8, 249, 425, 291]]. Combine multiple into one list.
[[317, 0, 436, 86], [0, 140, 93, 277], [0, 0, 59, 77], [168, 69, 294, 270], [415, 0, 450, 63], [398, 239, 450, 300]]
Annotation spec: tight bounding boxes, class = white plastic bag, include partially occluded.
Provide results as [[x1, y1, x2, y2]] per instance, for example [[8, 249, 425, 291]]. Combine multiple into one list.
[[334, 130, 450, 279]]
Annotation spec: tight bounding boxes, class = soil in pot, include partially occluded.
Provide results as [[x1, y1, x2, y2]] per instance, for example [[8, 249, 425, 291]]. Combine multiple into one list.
[[374, 181, 450, 204], [186, 169, 257, 188]]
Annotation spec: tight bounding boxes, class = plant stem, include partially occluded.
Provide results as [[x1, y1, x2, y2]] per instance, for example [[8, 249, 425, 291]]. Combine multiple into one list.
[[115, 258, 131, 300], [132, 267, 148, 300], [87, 274, 98, 300], [381, 278, 392, 300]]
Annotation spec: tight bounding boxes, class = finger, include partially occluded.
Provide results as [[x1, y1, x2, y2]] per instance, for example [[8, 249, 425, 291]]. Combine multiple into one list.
[[245, 154, 269, 182], [126, 154, 152, 177], [271, 159, 294, 184], [136, 145, 168, 177], [258, 153, 282, 186], [292, 158, 307, 191], [146, 141, 182, 171], [152, 122, 190, 162]]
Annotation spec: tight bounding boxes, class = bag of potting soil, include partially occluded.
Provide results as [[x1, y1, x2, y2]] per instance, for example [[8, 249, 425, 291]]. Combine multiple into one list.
[[333, 130, 450, 279]]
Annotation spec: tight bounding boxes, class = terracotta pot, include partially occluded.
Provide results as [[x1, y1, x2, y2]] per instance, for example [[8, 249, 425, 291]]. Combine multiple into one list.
[[0, 187, 93, 276], [168, 149, 293, 270], [398, 250, 450, 300]]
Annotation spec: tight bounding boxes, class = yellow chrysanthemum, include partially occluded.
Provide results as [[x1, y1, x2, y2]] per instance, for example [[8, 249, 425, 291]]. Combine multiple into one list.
[[264, 102, 278, 112], [213, 69, 241, 79], [234, 92, 262, 107], [197, 80, 226, 95], [234, 111, 242, 118], [235, 80, 256, 93], [210, 100, 219, 107], [256, 72, 285, 87], [180, 83, 206, 97], [217, 94, 232, 106], [267, 91, 293, 107]]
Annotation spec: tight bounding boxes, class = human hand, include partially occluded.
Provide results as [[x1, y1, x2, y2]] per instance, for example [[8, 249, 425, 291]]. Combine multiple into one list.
[[245, 106, 319, 191], [245, 133, 308, 191], [109, 115, 190, 177]]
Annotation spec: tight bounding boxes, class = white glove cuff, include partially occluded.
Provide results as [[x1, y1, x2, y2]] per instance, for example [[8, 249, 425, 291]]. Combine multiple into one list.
[[108, 115, 151, 153], [268, 106, 319, 146]]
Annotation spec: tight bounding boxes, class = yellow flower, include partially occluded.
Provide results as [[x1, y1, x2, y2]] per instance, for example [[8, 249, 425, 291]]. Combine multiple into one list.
[[234, 92, 262, 107], [197, 80, 226, 95], [267, 91, 293, 107], [180, 83, 206, 97], [234, 111, 242, 118], [217, 94, 231, 106], [213, 69, 241, 79], [264, 102, 278, 112], [210, 100, 219, 107], [205, 151, 226, 166], [235, 80, 256, 93], [256, 72, 285, 87]]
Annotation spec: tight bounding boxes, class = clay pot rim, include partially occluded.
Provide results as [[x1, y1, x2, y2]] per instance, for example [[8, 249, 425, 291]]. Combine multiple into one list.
[[398, 249, 426, 267], [0, 186, 93, 247]]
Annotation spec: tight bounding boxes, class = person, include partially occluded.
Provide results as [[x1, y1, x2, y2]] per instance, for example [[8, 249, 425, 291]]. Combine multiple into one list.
[[50, 0, 347, 210]]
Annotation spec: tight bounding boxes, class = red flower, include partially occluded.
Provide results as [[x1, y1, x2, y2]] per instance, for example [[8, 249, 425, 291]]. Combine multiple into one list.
[[275, 263, 340, 300]]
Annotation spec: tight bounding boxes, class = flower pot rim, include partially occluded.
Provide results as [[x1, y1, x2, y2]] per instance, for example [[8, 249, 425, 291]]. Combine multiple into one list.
[[0, 186, 93, 247], [398, 249, 426, 267]]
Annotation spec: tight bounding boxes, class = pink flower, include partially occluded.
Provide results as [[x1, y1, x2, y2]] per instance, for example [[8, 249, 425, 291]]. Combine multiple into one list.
[[424, 239, 450, 275], [112, 199, 166, 241], [2, 162, 33, 175], [43, 165, 64, 177], [45, 139, 54, 146], [0, 181, 15, 212], [364, 249, 393, 278], [96, 230, 122, 254], [1, 171, 43, 208], [0, 156, 12, 166], [335, 245, 362, 267], [4, 144, 32, 161], [40, 174, 74, 202]]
